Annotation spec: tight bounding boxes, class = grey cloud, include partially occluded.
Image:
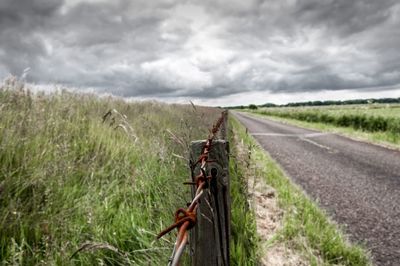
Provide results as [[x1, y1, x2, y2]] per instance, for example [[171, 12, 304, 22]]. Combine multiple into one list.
[[0, 0, 64, 74], [292, 0, 396, 36], [0, 0, 400, 100], [54, 1, 165, 47], [0, 0, 63, 29]]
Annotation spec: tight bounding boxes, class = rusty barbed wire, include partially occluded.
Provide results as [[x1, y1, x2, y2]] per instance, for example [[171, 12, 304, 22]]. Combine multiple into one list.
[[157, 110, 227, 266]]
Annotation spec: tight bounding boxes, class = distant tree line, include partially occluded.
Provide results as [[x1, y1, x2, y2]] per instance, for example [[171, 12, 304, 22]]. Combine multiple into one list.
[[225, 97, 400, 109], [282, 98, 400, 107]]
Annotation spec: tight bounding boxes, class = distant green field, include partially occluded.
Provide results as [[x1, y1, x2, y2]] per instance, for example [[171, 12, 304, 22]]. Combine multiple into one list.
[[248, 104, 400, 144], [273, 104, 400, 119]]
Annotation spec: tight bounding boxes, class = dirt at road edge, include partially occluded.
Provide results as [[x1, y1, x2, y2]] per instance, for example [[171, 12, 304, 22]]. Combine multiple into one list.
[[235, 133, 309, 266]]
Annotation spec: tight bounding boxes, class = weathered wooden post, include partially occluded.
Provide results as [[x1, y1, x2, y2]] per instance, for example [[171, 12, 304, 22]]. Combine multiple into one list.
[[190, 140, 230, 266]]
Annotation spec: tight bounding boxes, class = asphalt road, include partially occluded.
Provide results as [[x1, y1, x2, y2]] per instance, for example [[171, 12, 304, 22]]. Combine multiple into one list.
[[233, 111, 400, 266]]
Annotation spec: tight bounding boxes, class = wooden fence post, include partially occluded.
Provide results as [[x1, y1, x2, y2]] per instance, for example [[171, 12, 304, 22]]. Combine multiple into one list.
[[189, 140, 230, 266]]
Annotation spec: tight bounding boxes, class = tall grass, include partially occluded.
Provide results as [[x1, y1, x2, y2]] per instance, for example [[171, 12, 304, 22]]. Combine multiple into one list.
[[0, 77, 232, 264], [228, 127, 259, 265]]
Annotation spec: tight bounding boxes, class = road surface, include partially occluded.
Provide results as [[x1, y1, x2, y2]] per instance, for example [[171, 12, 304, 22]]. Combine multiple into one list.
[[233, 111, 400, 266]]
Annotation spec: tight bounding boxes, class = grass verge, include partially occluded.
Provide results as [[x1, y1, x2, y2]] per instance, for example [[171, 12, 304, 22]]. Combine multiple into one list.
[[228, 120, 259, 265], [229, 115, 371, 265]]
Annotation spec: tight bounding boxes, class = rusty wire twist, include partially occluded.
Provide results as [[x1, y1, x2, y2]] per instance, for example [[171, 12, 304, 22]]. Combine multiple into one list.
[[157, 110, 227, 266]]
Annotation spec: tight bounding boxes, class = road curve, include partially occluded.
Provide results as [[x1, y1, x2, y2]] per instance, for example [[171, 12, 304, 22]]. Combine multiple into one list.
[[233, 111, 400, 266]]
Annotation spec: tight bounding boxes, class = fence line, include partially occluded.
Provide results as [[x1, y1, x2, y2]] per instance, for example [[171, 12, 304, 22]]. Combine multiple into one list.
[[157, 110, 228, 266]]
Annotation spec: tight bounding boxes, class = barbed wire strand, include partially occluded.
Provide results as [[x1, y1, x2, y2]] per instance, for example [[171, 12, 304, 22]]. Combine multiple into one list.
[[157, 110, 227, 266]]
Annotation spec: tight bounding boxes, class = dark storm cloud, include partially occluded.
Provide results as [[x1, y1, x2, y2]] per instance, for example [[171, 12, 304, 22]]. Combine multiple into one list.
[[0, 0, 399, 100], [295, 0, 398, 37], [0, 0, 63, 74]]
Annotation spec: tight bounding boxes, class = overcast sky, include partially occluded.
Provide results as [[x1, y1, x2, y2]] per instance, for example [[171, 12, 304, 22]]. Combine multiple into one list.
[[1, 0, 400, 106]]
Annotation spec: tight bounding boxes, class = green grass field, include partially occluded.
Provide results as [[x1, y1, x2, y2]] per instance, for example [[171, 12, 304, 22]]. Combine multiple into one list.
[[0, 78, 257, 265], [318, 104, 400, 119], [264, 104, 400, 119], [247, 104, 400, 147]]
